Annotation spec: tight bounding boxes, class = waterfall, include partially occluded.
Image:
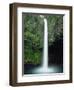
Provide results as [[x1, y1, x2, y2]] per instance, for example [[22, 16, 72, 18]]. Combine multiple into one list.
[[33, 17, 56, 73], [42, 18, 48, 69], [31, 16, 61, 74]]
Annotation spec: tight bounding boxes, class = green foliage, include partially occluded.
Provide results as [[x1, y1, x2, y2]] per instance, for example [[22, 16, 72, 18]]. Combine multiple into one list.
[[23, 14, 63, 64], [47, 15, 63, 45]]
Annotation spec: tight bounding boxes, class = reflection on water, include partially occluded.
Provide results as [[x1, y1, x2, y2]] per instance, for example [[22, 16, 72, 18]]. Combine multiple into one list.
[[24, 64, 63, 74]]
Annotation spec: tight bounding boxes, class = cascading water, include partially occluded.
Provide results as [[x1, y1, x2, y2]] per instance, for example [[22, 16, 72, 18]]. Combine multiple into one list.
[[42, 18, 48, 70], [33, 16, 56, 74]]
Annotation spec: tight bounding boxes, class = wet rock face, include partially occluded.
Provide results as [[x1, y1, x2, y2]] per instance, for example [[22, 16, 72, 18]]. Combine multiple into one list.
[[48, 38, 63, 65]]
